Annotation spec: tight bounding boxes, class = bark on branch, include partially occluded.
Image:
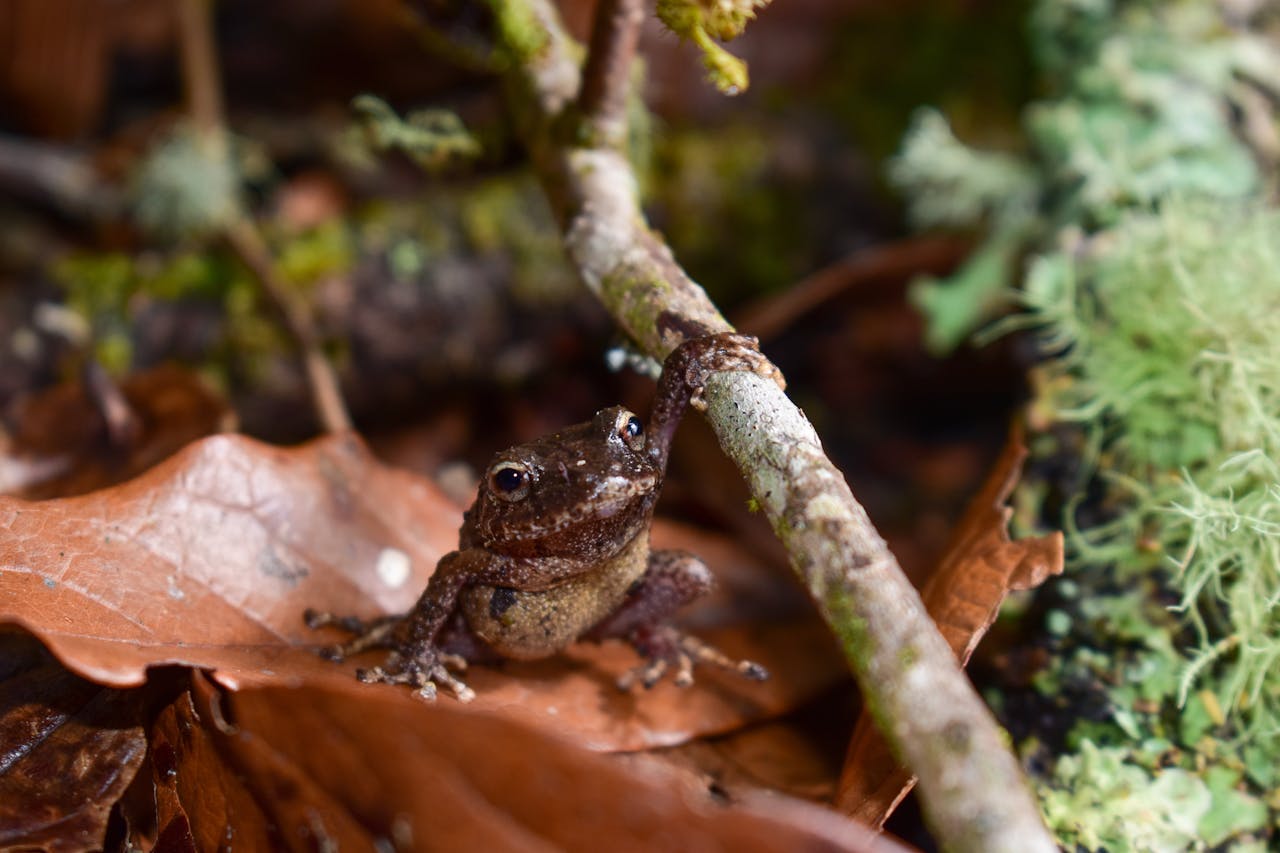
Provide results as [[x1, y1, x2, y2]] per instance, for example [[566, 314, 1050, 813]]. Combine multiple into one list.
[[483, 1, 1056, 849], [576, 0, 644, 147]]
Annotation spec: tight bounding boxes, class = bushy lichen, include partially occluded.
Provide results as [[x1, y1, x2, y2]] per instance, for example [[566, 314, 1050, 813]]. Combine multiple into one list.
[[890, 0, 1277, 353], [1013, 172, 1280, 853], [1027, 196, 1280, 726], [891, 1, 1280, 848]]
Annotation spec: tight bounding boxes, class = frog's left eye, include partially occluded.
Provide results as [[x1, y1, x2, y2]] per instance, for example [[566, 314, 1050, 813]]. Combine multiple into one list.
[[616, 412, 645, 452], [488, 463, 530, 500]]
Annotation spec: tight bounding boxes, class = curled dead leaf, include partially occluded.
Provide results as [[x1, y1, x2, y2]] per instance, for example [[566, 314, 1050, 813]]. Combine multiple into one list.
[[834, 427, 1064, 826]]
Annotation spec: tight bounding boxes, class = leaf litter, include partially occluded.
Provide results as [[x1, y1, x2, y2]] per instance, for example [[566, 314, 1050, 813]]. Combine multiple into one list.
[[0, 385, 1060, 850]]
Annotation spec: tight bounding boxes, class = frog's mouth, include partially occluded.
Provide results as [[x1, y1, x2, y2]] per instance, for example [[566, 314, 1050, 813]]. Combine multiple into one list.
[[501, 472, 657, 542]]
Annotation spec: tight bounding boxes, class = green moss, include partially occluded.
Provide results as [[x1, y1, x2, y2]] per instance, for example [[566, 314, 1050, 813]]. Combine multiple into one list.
[[655, 0, 771, 95], [350, 95, 481, 173], [822, 584, 873, 681], [275, 220, 356, 286], [457, 175, 578, 303], [483, 0, 548, 65], [51, 222, 359, 381]]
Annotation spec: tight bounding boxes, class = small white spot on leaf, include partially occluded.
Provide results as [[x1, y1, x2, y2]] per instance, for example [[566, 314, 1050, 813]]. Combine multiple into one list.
[[376, 548, 412, 589]]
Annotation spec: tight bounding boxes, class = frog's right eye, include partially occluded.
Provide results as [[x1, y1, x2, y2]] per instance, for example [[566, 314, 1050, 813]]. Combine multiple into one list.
[[489, 463, 530, 500]]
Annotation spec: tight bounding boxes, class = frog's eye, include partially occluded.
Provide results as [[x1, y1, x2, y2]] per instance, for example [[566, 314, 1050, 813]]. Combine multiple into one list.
[[616, 412, 645, 452], [488, 463, 530, 500]]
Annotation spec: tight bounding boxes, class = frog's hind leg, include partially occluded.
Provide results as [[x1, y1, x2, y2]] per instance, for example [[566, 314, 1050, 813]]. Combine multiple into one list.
[[586, 549, 769, 689]]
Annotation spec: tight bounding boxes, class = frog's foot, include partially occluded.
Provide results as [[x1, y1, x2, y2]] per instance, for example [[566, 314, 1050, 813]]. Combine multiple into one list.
[[303, 608, 403, 661], [676, 333, 786, 411], [357, 648, 475, 703], [619, 625, 769, 690]]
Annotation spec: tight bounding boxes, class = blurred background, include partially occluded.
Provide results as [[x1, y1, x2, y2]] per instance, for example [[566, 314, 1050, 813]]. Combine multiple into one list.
[[0, 0, 1035, 584]]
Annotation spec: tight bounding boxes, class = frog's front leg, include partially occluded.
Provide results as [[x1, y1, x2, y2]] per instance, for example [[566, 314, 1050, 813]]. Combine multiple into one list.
[[304, 548, 501, 702], [586, 549, 769, 689]]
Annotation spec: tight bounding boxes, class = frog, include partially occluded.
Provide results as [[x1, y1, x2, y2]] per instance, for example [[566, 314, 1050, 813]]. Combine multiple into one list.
[[304, 333, 782, 701]]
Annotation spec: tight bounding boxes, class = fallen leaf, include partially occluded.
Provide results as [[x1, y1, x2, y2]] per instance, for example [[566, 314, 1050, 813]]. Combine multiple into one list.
[[0, 630, 147, 853], [834, 426, 1064, 827], [0, 432, 845, 751], [641, 703, 853, 804], [1, 364, 233, 500], [152, 676, 358, 850], [163, 674, 908, 853]]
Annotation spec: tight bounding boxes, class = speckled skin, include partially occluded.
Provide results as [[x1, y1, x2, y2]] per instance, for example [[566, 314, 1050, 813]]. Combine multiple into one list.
[[305, 333, 782, 700]]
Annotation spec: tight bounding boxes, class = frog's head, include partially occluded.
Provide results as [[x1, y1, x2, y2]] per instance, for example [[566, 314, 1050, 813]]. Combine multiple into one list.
[[469, 406, 662, 558]]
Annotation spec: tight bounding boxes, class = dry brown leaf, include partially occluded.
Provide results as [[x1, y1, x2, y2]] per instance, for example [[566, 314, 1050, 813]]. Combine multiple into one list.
[[0, 631, 147, 853], [642, 710, 850, 805], [163, 674, 909, 853], [834, 427, 1064, 827], [0, 432, 845, 751], [1, 364, 232, 500]]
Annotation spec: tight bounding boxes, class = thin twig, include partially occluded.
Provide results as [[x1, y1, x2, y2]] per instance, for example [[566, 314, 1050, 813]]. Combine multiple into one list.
[[733, 235, 969, 342], [389, 2, 503, 75], [175, 0, 352, 433], [481, 1, 1055, 849], [176, 0, 224, 140], [223, 221, 353, 433], [83, 360, 141, 448], [577, 0, 644, 147]]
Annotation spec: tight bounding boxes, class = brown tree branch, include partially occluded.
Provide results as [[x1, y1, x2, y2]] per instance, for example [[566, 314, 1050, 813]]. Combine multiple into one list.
[[176, 0, 224, 140], [576, 0, 645, 147], [477, 1, 1056, 849], [176, 0, 352, 434]]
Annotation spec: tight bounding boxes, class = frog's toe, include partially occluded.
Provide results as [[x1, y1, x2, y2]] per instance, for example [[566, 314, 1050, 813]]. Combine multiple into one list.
[[621, 626, 770, 690], [356, 652, 475, 703], [616, 656, 668, 691], [676, 632, 769, 682]]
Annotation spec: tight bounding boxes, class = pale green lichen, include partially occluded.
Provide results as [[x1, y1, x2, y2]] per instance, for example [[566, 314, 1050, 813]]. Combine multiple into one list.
[[890, 0, 1269, 353], [1022, 198, 1280, 849], [888, 2, 1280, 846], [131, 124, 245, 239]]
